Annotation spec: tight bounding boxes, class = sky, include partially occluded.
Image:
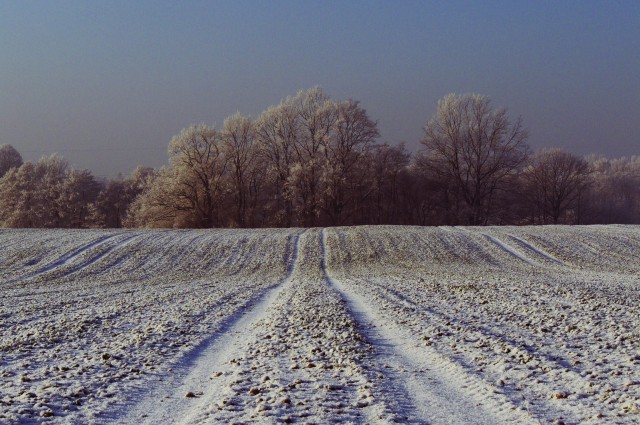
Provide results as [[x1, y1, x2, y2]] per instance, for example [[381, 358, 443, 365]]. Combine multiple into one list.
[[1, 0, 638, 177]]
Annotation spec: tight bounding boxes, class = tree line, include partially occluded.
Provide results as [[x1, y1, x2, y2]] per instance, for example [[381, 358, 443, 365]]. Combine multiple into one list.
[[1, 89, 638, 228]]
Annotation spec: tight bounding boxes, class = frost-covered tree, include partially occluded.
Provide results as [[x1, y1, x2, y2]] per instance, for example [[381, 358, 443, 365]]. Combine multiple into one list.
[[255, 88, 379, 226], [321, 99, 379, 224], [0, 144, 23, 178], [62, 169, 101, 227], [0, 154, 99, 228], [420, 94, 529, 225], [36, 154, 70, 227], [91, 166, 156, 228], [290, 88, 337, 226], [222, 113, 260, 227], [0, 162, 40, 227], [255, 98, 299, 226], [586, 155, 640, 224], [130, 125, 228, 228], [124, 166, 180, 227], [256, 87, 337, 226]]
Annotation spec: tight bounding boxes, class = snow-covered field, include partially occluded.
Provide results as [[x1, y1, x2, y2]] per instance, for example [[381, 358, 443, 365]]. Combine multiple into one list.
[[1, 226, 638, 424]]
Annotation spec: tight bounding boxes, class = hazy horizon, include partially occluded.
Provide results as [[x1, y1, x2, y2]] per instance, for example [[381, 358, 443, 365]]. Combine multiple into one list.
[[1, 0, 638, 177]]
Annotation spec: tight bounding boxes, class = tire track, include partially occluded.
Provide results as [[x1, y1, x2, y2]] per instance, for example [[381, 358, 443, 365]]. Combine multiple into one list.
[[35, 233, 127, 272], [353, 278, 596, 423], [2, 232, 130, 285], [468, 228, 567, 269], [322, 228, 536, 425], [114, 229, 307, 425], [482, 234, 538, 267], [56, 234, 144, 278], [503, 234, 566, 266]]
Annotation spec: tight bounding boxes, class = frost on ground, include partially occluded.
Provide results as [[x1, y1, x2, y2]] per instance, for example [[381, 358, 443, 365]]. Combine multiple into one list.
[[0, 226, 638, 424]]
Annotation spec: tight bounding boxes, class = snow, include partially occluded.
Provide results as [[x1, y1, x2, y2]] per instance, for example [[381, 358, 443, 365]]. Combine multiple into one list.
[[1, 225, 639, 424]]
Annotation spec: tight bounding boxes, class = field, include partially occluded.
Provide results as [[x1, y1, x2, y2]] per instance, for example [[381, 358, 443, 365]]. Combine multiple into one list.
[[1, 226, 639, 424]]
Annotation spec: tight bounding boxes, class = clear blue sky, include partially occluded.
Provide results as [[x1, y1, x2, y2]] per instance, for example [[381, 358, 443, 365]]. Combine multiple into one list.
[[1, 0, 638, 177]]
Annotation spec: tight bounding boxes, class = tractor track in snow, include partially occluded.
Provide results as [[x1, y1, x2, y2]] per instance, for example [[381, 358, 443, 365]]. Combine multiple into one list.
[[338, 277, 591, 424], [321, 228, 535, 425], [112, 230, 307, 425], [481, 234, 539, 267], [1, 232, 132, 284], [501, 234, 566, 266], [28, 233, 128, 273]]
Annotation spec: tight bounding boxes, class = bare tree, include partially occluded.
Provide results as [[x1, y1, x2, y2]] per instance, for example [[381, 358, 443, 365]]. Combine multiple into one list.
[[360, 142, 407, 224], [400, 160, 444, 225], [585, 155, 640, 224], [92, 179, 127, 227], [522, 149, 591, 224], [420, 94, 529, 225]]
